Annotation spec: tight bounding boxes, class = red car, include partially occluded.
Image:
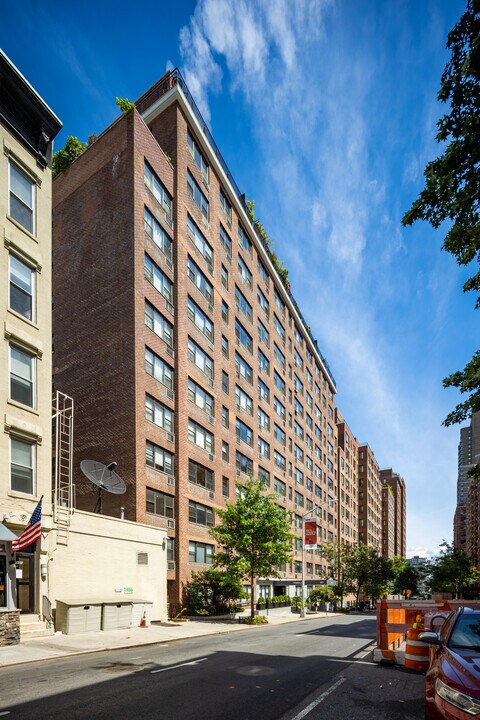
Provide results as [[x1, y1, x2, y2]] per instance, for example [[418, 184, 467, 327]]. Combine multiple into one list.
[[419, 607, 480, 719]]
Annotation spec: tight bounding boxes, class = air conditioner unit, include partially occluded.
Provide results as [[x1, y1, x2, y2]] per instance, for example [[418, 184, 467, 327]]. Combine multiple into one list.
[[208, 491, 215, 500], [168, 561, 176, 571], [167, 476, 175, 486], [208, 454, 214, 462], [166, 346, 174, 357], [208, 416, 214, 425], [166, 433, 174, 443], [167, 390, 174, 400], [167, 519, 175, 529]]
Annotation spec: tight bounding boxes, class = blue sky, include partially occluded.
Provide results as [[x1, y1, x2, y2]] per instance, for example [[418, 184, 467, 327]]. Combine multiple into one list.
[[2, 0, 476, 557]]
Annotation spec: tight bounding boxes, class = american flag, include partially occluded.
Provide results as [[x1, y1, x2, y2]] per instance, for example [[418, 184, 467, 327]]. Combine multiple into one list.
[[12, 497, 43, 551]]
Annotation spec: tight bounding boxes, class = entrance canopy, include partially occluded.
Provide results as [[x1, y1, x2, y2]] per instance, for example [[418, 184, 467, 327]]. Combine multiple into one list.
[[0, 524, 18, 541]]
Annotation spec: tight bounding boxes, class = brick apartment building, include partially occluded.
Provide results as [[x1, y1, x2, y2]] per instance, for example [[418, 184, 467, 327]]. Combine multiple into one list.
[[380, 469, 407, 558], [52, 70, 344, 607], [336, 410, 358, 545], [454, 412, 480, 558], [381, 482, 396, 558], [357, 444, 381, 548]]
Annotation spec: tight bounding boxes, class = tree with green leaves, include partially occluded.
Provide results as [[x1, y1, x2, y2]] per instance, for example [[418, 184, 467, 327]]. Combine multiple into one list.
[[116, 97, 136, 113], [388, 556, 420, 596], [402, 0, 480, 425], [52, 136, 87, 178], [320, 541, 352, 605], [426, 541, 479, 598], [210, 478, 293, 620], [184, 568, 246, 615]]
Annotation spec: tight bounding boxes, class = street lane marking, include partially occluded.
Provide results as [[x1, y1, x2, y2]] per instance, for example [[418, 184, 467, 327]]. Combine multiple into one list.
[[289, 676, 346, 720], [151, 657, 208, 674], [0, 712, 10, 716]]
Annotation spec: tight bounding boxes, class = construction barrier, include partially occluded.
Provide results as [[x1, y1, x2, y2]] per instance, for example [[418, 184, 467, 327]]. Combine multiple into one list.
[[405, 627, 430, 672], [374, 599, 480, 664]]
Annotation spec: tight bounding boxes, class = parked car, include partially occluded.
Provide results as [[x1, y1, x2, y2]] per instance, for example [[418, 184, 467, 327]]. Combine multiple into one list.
[[419, 607, 480, 719]]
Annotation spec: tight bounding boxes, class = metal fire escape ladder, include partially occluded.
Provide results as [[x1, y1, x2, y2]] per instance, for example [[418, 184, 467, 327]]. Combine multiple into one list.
[[52, 391, 74, 545]]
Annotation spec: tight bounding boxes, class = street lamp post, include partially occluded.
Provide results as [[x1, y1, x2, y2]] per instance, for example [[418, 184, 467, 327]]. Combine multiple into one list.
[[300, 498, 337, 619]]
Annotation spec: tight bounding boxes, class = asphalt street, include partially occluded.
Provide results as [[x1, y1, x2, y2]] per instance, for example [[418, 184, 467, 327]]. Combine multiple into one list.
[[0, 614, 425, 720]]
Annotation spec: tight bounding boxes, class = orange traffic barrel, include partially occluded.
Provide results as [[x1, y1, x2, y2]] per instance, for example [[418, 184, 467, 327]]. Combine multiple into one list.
[[404, 627, 429, 671]]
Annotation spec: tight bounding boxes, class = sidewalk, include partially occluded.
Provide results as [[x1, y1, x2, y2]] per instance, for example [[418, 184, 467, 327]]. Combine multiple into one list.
[[0, 607, 334, 668]]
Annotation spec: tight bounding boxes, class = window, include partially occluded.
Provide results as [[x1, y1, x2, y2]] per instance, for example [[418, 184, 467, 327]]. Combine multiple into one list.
[[258, 259, 269, 288], [274, 315, 285, 343], [294, 491, 304, 507], [235, 320, 253, 353], [222, 405, 229, 429], [274, 343, 285, 369], [222, 476, 229, 497], [146, 488, 174, 518], [257, 287, 269, 318], [144, 254, 173, 303], [144, 206, 173, 259], [235, 352, 253, 384], [258, 467, 270, 486], [144, 162, 173, 222], [258, 378, 270, 403], [10, 437, 35, 494], [220, 225, 232, 261], [188, 338, 214, 380], [221, 335, 229, 360], [221, 265, 229, 290], [222, 300, 229, 324], [258, 320, 270, 348], [294, 444, 304, 463], [235, 286, 252, 322], [146, 441, 174, 475], [187, 130, 209, 180], [238, 224, 252, 256], [274, 450, 286, 471], [258, 407, 270, 431], [257, 348, 270, 376], [274, 371, 286, 396], [188, 419, 214, 453], [146, 395, 173, 433], [189, 501, 214, 527], [294, 398, 304, 417], [189, 541, 214, 563], [236, 451, 253, 476], [306, 368, 313, 385], [10, 346, 35, 407], [189, 459, 214, 490], [222, 371, 229, 394], [306, 347, 313, 364], [294, 325, 303, 346], [274, 424, 286, 447], [9, 162, 35, 234], [294, 374, 304, 394], [187, 171, 209, 221], [274, 477, 286, 496], [188, 378, 214, 416], [274, 396, 286, 420], [187, 256, 213, 303], [222, 441, 229, 462], [167, 538, 174, 563], [236, 418, 253, 446], [238, 255, 252, 289], [306, 391, 313, 408], [187, 215, 213, 269], [145, 346, 173, 390], [219, 188, 232, 227], [294, 349, 303, 369], [145, 302, 173, 347], [236, 385, 253, 415], [258, 437, 270, 459], [274, 288, 285, 316], [187, 297, 214, 341], [9, 255, 35, 321]]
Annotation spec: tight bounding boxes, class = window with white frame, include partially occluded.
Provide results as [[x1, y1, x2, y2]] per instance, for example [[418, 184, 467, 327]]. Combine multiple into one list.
[[236, 451, 253, 476], [144, 254, 173, 303], [235, 286, 252, 322], [236, 418, 253, 447], [258, 436, 270, 459], [144, 162, 173, 221], [187, 297, 214, 341], [188, 378, 214, 416], [257, 287, 269, 318], [235, 351, 253, 384], [9, 255, 35, 321], [189, 459, 214, 490], [236, 385, 253, 415], [258, 407, 270, 431], [189, 540, 214, 563], [145, 394, 174, 433], [238, 224, 252, 256], [10, 436, 35, 494], [187, 171, 209, 221], [187, 256, 213, 303], [220, 224, 232, 261], [188, 338, 214, 380], [219, 188, 232, 227], [187, 130, 209, 180], [238, 255, 252, 289], [188, 419, 214, 453], [146, 488, 174, 518], [235, 319, 252, 354], [187, 215, 213, 269], [146, 441, 174, 474], [145, 346, 173, 389], [144, 206, 173, 260], [145, 301, 173, 347], [9, 162, 35, 234], [258, 319, 270, 348], [258, 348, 270, 375], [258, 259, 269, 288], [10, 345, 35, 408], [189, 501, 214, 527], [258, 378, 270, 403], [274, 396, 286, 420]]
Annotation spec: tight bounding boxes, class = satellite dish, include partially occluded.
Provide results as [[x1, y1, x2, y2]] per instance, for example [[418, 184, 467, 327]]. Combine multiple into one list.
[[80, 460, 126, 513]]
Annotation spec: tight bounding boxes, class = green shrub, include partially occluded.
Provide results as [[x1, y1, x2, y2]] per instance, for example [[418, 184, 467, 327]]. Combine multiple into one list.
[[243, 616, 268, 625]]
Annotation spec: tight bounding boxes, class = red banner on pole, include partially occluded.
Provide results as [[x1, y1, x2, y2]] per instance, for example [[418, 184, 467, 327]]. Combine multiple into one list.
[[304, 520, 317, 549]]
